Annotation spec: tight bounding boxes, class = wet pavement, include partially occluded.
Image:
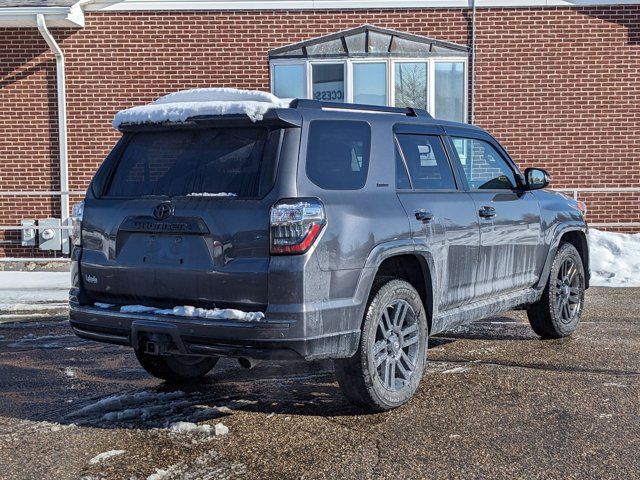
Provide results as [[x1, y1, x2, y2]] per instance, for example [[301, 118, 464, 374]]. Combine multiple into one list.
[[0, 287, 638, 480]]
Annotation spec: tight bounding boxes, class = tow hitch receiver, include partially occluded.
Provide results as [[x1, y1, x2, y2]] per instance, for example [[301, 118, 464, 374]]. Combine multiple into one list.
[[143, 333, 172, 355], [131, 320, 188, 355]]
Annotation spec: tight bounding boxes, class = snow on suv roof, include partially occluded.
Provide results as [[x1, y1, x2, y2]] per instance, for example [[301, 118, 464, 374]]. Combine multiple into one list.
[[112, 88, 291, 129]]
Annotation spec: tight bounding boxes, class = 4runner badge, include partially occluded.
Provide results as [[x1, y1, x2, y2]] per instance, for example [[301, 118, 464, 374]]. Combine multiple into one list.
[[153, 202, 173, 221]]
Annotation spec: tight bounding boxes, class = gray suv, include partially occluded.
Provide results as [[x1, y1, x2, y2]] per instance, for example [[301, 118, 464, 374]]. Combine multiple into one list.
[[69, 99, 589, 411]]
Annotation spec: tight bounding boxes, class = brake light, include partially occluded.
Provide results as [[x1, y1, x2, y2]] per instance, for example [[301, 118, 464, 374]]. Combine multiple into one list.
[[270, 199, 326, 255], [71, 201, 84, 246]]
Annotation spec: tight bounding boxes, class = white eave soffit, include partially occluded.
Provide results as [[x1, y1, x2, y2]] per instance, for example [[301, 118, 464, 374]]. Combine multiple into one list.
[[0, 3, 85, 28], [85, 0, 640, 12]]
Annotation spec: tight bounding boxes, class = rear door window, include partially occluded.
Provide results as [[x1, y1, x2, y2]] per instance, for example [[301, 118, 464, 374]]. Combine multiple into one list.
[[104, 127, 280, 198], [306, 120, 371, 190], [395, 134, 456, 190]]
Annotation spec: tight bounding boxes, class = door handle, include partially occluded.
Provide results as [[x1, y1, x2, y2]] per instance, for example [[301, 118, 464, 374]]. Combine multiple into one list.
[[414, 209, 434, 223], [478, 206, 497, 219]]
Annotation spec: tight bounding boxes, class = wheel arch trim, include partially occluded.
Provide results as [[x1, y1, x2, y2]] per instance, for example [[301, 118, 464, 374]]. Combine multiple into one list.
[[538, 223, 590, 291]]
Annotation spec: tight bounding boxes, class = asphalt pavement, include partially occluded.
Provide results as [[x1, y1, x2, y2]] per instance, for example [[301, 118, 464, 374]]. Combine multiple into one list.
[[0, 287, 638, 480]]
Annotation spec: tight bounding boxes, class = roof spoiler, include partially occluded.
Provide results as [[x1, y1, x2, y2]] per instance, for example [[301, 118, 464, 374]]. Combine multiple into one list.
[[289, 99, 432, 118], [117, 108, 302, 132]]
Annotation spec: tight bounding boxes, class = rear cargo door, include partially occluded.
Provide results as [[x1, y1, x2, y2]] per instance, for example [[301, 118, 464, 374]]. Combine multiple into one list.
[[80, 125, 281, 310]]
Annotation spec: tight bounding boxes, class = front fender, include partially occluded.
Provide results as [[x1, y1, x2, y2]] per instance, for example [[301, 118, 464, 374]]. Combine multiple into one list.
[[537, 222, 590, 290]]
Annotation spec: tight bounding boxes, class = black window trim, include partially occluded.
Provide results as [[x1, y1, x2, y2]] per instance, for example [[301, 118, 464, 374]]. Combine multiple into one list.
[[394, 132, 460, 193]]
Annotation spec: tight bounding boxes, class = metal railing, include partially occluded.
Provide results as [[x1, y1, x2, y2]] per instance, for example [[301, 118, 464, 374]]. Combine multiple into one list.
[[553, 187, 640, 228]]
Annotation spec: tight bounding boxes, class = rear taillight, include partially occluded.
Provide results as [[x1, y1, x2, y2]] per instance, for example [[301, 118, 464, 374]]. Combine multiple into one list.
[[71, 201, 84, 246], [270, 199, 326, 255]]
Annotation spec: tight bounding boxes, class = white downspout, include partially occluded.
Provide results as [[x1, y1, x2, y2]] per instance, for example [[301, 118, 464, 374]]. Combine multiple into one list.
[[36, 13, 70, 253]]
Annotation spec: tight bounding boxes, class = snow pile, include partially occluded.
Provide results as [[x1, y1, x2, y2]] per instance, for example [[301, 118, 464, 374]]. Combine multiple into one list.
[[169, 421, 228, 436], [589, 228, 640, 287], [89, 450, 126, 464], [119, 304, 264, 322], [113, 88, 290, 128], [70, 390, 187, 421], [94, 302, 115, 309], [187, 192, 237, 197]]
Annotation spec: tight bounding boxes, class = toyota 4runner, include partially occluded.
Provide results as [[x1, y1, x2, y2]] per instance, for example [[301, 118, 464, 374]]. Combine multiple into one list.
[[69, 92, 589, 411]]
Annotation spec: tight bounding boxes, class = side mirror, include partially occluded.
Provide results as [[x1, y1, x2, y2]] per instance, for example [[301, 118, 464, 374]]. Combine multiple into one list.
[[524, 168, 550, 190]]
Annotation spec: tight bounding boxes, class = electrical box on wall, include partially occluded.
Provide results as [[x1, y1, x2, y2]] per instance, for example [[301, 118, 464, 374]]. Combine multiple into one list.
[[38, 218, 62, 251], [21, 219, 36, 247]]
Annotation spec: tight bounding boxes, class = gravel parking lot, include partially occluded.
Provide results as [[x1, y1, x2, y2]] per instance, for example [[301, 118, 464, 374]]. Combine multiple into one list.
[[0, 287, 638, 480]]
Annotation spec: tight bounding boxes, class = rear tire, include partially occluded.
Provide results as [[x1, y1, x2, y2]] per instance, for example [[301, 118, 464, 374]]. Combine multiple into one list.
[[334, 279, 428, 411], [527, 243, 585, 339], [135, 351, 218, 383]]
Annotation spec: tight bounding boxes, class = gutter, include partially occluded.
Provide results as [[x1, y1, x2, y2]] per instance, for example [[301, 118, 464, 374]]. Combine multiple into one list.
[[36, 13, 70, 254]]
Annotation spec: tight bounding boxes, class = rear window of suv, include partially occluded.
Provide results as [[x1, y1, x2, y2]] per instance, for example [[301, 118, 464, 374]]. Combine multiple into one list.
[[306, 120, 371, 190], [104, 127, 280, 198]]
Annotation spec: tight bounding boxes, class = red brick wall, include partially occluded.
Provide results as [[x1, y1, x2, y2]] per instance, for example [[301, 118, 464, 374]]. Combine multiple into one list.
[[0, 6, 638, 256]]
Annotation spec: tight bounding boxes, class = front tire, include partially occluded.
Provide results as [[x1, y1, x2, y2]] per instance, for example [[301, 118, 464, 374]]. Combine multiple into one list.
[[135, 351, 218, 383], [334, 279, 428, 411], [527, 243, 585, 339]]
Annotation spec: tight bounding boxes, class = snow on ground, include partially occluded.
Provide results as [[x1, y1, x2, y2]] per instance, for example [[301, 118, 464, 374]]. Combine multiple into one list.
[[169, 421, 229, 436], [6, 333, 74, 349], [112, 88, 290, 128], [589, 228, 640, 287], [70, 390, 189, 422], [0, 271, 69, 312], [118, 304, 264, 322], [89, 450, 126, 464], [68, 389, 236, 427]]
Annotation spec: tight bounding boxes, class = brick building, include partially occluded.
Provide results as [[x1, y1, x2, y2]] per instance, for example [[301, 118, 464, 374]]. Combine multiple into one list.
[[0, 0, 639, 258]]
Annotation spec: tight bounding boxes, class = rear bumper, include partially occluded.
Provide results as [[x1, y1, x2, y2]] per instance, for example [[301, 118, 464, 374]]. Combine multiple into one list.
[[69, 303, 359, 361]]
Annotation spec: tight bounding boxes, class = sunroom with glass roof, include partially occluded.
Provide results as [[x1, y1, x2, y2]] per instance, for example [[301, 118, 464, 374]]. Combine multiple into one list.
[[269, 25, 469, 123]]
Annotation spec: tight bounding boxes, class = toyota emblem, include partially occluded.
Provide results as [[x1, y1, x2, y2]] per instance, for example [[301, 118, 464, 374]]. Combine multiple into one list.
[[153, 202, 173, 221]]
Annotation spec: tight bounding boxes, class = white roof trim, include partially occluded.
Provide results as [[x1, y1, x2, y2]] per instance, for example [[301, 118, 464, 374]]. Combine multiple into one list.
[[85, 0, 640, 12], [0, 4, 85, 28]]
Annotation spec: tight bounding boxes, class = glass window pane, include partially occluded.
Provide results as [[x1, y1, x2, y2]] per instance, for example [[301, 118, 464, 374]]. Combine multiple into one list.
[[105, 128, 278, 198], [272, 64, 305, 99], [394, 62, 428, 110], [390, 37, 430, 56], [312, 63, 345, 102], [396, 134, 456, 190], [434, 62, 465, 122], [306, 39, 345, 57], [368, 31, 392, 53], [451, 137, 517, 190], [345, 33, 366, 54], [353, 62, 387, 106], [306, 121, 371, 190]]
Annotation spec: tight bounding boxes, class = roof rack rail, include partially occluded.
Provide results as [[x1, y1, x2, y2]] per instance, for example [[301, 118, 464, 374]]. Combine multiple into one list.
[[289, 99, 431, 118]]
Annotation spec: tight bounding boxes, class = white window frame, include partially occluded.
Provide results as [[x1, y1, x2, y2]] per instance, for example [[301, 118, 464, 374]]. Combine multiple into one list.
[[269, 56, 468, 122]]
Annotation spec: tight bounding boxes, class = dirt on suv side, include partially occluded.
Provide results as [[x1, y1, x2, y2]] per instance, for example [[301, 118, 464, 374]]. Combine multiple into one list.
[[69, 92, 590, 411]]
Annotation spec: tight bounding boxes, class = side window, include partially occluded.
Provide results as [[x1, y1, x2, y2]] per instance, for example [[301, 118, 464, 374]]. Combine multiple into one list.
[[451, 137, 517, 190], [306, 120, 371, 190], [396, 134, 456, 190], [395, 144, 411, 189]]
